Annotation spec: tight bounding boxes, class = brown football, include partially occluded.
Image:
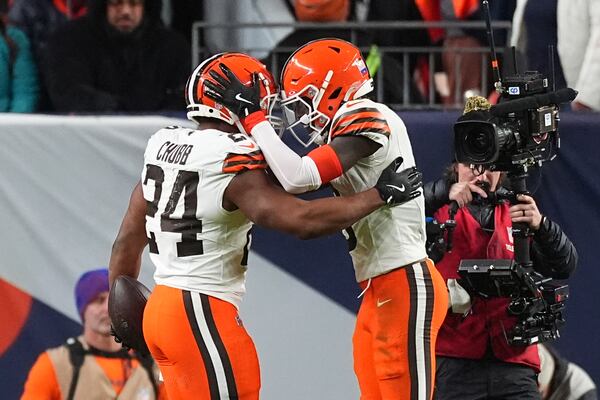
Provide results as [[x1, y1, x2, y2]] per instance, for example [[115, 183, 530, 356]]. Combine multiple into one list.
[[108, 275, 151, 355]]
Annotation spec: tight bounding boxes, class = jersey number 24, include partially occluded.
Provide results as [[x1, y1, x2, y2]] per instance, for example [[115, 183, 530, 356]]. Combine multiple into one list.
[[143, 163, 204, 257]]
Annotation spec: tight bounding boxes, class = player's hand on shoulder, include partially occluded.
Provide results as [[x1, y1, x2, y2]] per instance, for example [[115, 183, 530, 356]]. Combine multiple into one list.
[[375, 157, 423, 206]]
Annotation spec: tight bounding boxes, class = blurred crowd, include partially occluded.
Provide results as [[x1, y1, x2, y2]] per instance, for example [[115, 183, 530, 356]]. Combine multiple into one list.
[[1, 0, 199, 113], [0, 0, 598, 113]]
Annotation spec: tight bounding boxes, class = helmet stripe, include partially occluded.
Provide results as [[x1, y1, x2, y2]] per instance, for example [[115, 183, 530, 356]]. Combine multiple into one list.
[[187, 53, 225, 107]]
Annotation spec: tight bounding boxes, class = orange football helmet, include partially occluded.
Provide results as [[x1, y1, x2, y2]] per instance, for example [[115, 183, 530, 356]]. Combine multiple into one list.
[[280, 38, 374, 146], [186, 53, 279, 130]]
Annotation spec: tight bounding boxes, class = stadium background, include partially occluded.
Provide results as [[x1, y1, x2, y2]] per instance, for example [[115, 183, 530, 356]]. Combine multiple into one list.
[[0, 110, 598, 399]]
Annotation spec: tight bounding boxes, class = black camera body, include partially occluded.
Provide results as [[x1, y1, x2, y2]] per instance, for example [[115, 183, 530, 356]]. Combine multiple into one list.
[[453, 71, 575, 172], [503, 71, 548, 99], [425, 217, 456, 263], [457, 259, 569, 346]]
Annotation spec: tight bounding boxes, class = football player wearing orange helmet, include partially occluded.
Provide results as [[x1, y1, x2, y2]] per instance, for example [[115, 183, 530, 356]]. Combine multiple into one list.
[[205, 40, 448, 400], [109, 52, 425, 400]]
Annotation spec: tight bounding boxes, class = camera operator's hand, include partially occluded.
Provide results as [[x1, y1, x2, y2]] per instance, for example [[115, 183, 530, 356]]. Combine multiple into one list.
[[449, 179, 488, 207], [509, 194, 542, 230]]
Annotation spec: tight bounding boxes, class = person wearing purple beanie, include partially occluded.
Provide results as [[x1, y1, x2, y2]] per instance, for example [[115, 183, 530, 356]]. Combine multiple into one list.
[[21, 268, 164, 399]]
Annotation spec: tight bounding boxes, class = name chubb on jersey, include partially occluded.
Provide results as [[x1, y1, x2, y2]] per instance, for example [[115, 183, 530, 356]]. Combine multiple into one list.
[[156, 141, 194, 165]]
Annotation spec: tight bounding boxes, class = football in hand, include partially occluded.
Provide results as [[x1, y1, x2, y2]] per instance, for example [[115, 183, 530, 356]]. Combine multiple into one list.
[[108, 275, 151, 355]]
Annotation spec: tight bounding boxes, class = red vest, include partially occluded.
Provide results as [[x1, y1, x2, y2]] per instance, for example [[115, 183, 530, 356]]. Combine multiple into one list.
[[434, 203, 540, 371]]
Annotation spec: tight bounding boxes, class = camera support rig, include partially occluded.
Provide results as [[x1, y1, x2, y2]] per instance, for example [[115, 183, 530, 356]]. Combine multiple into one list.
[[507, 168, 532, 268], [457, 164, 569, 346]]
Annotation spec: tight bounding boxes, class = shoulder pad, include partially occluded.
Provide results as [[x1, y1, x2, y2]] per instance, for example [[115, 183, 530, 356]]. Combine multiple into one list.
[[222, 133, 267, 174], [330, 100, 390, 140]]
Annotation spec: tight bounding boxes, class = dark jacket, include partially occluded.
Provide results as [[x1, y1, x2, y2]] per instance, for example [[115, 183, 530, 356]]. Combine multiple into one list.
[[8, 0, 84, 64], [8, 0, 84, 111], [43, 0, 190, 112]]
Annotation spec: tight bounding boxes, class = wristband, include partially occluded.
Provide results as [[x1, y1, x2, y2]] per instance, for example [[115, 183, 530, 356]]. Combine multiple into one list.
[[307, 144, 343, 184], [241, 111, 267, 133]]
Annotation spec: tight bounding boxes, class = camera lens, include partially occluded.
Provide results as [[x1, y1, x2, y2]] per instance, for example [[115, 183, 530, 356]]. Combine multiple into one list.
[[467, 129, 492, 154], [495, 125, 516, 152], [454, 120, 499, 164]]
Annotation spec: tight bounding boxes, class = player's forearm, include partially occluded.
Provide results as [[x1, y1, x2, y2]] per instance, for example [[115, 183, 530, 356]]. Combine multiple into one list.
[[287, 189, 383, 239], [109, 184, 147, 286], [250, 121, 322, 193], [109, 240, 143, 286], [232, 170, 380, 239]]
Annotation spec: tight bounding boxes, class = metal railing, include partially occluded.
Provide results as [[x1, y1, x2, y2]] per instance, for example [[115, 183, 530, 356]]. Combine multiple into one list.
[[191, 20, 513, 109]]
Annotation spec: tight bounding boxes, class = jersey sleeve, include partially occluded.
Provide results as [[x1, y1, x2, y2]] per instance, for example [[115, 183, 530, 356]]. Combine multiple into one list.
[[250, 120, 323, 193], [222, 134, 268, 174], [329, 100, 390, 147]]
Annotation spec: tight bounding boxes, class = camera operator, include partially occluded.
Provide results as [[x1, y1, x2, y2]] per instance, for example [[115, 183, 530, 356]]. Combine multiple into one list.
[[425, 99, 578, 400]]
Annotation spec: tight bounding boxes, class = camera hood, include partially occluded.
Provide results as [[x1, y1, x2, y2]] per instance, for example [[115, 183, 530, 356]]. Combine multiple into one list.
[[454, 119, 502, 166]]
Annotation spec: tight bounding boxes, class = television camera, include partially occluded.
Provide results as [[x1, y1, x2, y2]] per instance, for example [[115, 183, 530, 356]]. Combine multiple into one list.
[[453, 0, 577, 173], [453, 73, 577, 173]]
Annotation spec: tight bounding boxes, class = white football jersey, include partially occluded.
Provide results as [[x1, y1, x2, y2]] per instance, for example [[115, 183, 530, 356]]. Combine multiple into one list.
[[141, 126, 266, 308], [327, 99, 427, 282]]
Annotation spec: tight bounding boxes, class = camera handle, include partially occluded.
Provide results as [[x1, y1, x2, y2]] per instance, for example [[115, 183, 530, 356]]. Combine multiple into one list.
[[508, 169, 534, 268], [445, 201, 459, 251]]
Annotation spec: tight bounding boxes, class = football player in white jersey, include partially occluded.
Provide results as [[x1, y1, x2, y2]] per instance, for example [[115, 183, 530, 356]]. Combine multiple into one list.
[[109, 52, 424, 400], [204, 39, 449, 400]]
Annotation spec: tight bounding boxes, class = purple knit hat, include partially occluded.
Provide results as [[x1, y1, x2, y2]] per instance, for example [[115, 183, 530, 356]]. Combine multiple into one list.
[[75, 268, 109, 320]]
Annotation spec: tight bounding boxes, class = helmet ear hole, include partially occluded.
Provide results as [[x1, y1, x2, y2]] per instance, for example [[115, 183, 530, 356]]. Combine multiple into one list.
[[328, 87, 342, 100]]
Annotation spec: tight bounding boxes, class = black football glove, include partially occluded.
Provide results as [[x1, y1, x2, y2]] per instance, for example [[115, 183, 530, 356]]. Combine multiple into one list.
[[204, 63, 262, 118], [375, 157, 423, 206]]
